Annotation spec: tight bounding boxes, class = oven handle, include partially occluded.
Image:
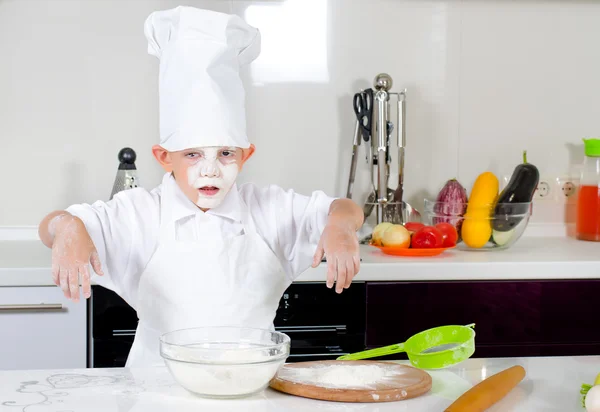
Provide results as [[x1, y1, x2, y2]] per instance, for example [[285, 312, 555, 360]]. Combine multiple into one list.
[[287, 353, 348, 358], [0, 304, 63, 312], [275, 325, 347, 333], [112, 329, 137, 337], [111, 325, 349, 337]]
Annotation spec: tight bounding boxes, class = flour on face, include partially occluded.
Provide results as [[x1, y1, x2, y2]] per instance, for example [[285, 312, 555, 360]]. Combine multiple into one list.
[[186, 147, 239, 209]]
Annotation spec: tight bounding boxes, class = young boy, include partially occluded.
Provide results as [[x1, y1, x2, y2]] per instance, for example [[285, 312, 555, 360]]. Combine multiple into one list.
[[38, 6, 362, 367]]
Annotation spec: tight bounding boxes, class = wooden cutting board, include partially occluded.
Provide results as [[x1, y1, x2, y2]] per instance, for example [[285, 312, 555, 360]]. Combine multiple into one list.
[[269, 360, 432, 403]]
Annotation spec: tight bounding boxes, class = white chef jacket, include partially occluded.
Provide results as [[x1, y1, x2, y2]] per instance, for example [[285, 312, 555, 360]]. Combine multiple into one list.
[[66, 173, 335, 309]]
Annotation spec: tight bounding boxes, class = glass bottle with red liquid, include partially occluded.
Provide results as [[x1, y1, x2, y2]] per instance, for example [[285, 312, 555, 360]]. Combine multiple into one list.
[[576, 138, 600, 241]]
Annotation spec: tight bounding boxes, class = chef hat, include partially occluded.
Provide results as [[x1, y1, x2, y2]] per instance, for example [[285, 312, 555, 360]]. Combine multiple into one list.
[[144, 6, 260, 151]]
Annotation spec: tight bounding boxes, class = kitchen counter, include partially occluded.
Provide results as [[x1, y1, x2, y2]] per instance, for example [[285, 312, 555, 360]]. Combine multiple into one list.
[[1, 235, 599, 286], [0, 356, 594, 411]]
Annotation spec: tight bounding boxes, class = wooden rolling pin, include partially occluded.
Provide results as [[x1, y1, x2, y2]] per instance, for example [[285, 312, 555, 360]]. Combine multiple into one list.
[[444, 365, 526, 412]]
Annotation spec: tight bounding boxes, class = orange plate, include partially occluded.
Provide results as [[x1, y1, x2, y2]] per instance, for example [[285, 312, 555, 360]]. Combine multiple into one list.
[[371, 244, 454, 257]]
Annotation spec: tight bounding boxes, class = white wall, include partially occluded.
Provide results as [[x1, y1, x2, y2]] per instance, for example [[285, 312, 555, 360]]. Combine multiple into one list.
[[1, 0, 598, 226]]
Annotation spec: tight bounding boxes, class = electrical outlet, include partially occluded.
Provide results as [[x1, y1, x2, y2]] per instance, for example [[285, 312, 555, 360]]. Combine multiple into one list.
[[528, 175, 580, 224], [533, 179, 552, 200], [557, 177, 578, 198]]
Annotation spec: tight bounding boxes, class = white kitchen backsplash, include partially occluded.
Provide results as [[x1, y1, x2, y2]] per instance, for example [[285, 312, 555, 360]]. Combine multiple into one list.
[[0, 0, 598, 225], [0, 227, 39, 241]]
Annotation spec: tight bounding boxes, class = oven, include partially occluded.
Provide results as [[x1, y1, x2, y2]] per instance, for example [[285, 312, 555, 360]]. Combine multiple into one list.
[[88, 282, 366, 367]]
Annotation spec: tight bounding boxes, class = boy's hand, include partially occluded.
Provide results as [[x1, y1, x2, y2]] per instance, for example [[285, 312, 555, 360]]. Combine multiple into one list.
[[50, 214, 104, 302], [312, 221, 360, 294]]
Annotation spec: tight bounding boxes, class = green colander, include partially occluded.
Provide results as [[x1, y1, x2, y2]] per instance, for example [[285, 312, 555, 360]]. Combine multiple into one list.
[[337, 323, 476, 369]]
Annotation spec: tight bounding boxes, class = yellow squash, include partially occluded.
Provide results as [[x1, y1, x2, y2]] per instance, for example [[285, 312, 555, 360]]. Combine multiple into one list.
[[462, 172, 499, 248]]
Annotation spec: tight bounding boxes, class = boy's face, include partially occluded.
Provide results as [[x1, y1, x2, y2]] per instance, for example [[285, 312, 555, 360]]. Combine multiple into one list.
[[153, 145, 255, 210]]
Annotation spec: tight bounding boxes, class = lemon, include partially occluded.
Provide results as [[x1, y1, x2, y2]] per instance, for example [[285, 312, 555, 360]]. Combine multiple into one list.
[[594, 373, 600, 386]]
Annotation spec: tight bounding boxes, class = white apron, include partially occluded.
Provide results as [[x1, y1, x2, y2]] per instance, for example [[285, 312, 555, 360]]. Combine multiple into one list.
[[126, 185, 290, 367]]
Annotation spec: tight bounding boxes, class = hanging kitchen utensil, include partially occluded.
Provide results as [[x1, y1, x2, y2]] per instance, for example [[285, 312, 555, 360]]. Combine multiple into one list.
[[392, 90, 407, 204], [347, 89, 373, 199], [110, 147, 139, 200], [347, 121, 362, 199], [346, 74, 421, 226], [363, 119, 395, 219], [363, 201, 415, 225], [392, 90, 420, 223], [371, 74, 392, 221], [337, 324, 476, 370], [353, 89, 373, 142]]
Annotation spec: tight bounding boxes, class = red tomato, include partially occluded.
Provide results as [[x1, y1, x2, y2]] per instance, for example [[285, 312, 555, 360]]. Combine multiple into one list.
[[404, 222, 425, 233], [411, 226, 444, 249], [435, 223, 459, 247]]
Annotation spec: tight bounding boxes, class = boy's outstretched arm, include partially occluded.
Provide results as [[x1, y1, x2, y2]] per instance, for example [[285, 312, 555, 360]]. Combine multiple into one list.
[[39, 211, 104, 302], [312, 199, 364, 294]]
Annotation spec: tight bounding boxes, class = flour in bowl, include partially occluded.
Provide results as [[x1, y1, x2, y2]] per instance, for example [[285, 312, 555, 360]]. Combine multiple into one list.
[[163, 346, 285, 397]]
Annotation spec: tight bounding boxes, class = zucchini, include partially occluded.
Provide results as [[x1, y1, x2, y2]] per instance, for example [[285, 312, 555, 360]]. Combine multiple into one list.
[[492, 229, 514, 246], [462, 172, 499, 249]]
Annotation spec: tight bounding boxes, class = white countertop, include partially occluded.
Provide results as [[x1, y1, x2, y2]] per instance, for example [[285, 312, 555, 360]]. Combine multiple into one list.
[[0, 356, 594, 411], [1, 236, 599, 287]]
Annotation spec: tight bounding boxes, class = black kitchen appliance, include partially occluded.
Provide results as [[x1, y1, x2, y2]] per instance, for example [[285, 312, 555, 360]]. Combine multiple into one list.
[[88, 282, 366, 367]]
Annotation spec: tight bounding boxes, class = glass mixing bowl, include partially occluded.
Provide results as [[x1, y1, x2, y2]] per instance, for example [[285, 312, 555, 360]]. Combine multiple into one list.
[[160, 326, 290, 399], [423, 199, 532, 251]]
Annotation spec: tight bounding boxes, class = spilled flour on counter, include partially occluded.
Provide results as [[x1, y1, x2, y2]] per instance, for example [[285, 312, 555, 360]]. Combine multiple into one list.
[[278, 364, 412, 390]]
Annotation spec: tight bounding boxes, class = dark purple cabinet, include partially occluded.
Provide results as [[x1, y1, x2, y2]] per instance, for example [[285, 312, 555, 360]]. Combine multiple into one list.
[[365, 280, 600, 359]]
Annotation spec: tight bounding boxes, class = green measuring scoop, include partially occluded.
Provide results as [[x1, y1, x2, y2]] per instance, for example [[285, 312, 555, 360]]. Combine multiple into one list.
[[337, 324, 476, 369]]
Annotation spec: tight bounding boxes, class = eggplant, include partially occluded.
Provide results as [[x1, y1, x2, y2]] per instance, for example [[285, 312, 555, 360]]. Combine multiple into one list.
[[433, 179, 468, 238], [492, 151, 539, 232]]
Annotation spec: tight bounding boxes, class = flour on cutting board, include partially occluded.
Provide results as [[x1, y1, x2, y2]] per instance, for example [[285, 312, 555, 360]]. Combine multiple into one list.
[[278, 364, 421, 390]]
